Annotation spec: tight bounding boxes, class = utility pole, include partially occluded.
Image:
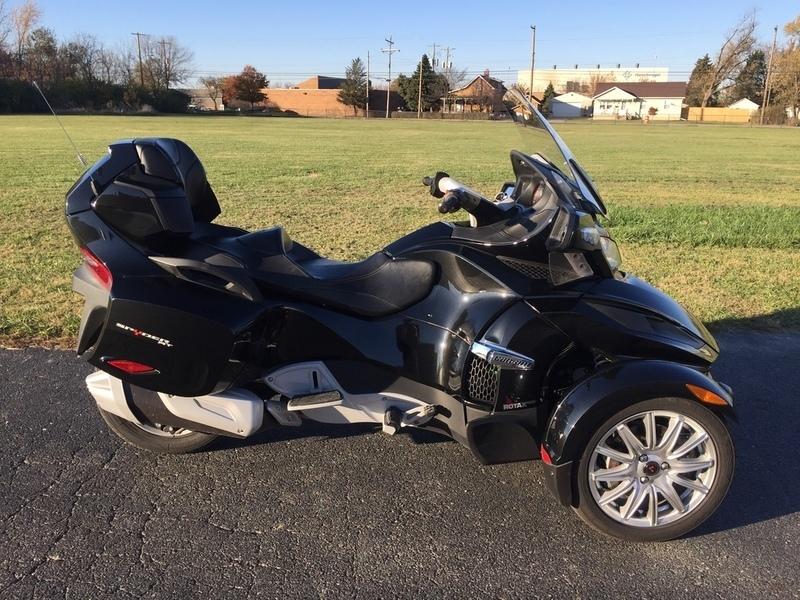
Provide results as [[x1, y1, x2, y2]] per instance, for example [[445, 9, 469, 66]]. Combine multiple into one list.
[[761, 25, 778, 125], [381, 36, 399, 118], [131, 32, 146, 87], [366, 51, 370, 118], [158, 39, 170, 89], [430, 43, 438, 70], [528, 25, 536, 102], [417, 55, 424, 118]]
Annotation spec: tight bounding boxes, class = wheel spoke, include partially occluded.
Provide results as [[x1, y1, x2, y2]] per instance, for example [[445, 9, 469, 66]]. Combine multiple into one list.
[[669, 431, 709, 460], [670, 458, 714, 474], [598, 479, 634, 507], [648, 486, 659, 526], [669, 474, 710, 495], [620, 482, 647, 520], [644, 411, 657, 449], [656, 415, 684, 453], [617, 423, 644, 456], [655, 479, 686, 513], [595, 444, 633, 464], [591, 463, 632, 483]]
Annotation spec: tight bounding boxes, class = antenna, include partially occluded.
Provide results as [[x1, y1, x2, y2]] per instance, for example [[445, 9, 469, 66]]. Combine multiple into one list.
[[32, 81, 87, 167]]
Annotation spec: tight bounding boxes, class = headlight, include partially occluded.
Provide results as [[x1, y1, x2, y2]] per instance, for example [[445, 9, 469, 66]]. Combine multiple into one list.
[[600, 236, 622, 271]]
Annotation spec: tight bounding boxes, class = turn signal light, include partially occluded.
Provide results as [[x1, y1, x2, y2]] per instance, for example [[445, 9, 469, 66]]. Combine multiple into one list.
[[686, 383, 728, 406], [105, 359, 156, 375], [80, 247, 112, 290]]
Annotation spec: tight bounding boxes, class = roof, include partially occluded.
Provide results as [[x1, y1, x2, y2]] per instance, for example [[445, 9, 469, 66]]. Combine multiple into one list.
[[447, 74, 506, 95], [728, 98, 759, 110], [296, 76, 347, 90], [593, 81, 687, 99], [554, 92, 592, 101]]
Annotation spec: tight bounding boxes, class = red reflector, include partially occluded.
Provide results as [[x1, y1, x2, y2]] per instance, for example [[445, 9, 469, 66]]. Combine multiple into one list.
[[80, 247, 112, 290], [540, 444, 553, 465], [106, 359, 156, 374]]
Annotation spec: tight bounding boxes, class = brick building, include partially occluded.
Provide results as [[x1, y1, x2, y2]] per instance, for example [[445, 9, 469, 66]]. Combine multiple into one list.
[[265, 75, 403, 117]]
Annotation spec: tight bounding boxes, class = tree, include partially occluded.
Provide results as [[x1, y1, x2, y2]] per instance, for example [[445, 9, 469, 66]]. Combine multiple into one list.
[[11, 0, 40, 78], [686, 54, 715, 106], [772, 15, 800, 124], [728, 49, 766, 104], [199, 76, 223, 110], [396, 54, 447, 112], [541, 82, 556, 115], [220, 74, 238, 107], [234, 65, 268, 109], [0, 0, 10, 51], [337, 57, 367, 115], [697, 13, 757, 112], [442, 64, 468, 90], [138, 36, 193, 89]]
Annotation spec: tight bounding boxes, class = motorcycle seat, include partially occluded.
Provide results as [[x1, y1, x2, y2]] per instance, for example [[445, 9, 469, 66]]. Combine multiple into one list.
[[197, 225, 437, 318]]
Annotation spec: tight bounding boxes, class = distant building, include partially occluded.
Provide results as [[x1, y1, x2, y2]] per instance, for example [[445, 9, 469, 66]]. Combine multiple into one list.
[[517, 65, 669, 97], [442, 72, 507, 113], [592, 82, 687, 120], [264, 75, 402, 117], [550, 92, 592, 118], [728, 98, 759, 112]]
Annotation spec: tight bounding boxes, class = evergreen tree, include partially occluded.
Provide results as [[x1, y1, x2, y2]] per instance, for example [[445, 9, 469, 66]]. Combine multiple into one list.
[[396, 54, 447, 112], [337, 57, 368, 115], [730, 49, 767, 104], [686, 54, 715, 106], [541, 82, 556, 116]]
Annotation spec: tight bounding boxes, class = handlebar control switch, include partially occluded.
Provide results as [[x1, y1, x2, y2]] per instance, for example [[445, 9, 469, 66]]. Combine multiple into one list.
[[438, 191, 462, 214]]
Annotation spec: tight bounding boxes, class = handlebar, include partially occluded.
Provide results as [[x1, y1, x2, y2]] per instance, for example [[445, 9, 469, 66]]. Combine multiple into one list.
[[422, 171, 507, 225]]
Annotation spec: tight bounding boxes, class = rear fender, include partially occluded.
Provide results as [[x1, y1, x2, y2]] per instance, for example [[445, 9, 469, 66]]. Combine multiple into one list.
[[540, 360, 733, 505]]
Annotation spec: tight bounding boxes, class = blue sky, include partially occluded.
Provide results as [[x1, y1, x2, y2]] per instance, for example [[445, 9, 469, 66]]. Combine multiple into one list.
[[34, 0, 797, 84]]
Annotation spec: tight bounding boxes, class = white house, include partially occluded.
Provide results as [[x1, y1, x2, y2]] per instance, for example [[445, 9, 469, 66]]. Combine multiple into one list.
[[728, 98, 759, 112], [550, 92, 592, 118], [592, 82, 687, 120]]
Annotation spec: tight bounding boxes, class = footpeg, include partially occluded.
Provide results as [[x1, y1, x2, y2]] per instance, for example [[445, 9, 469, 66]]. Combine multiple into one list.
[[383, 404, 436, 435], [401, 404, 437, 427], [286, 390, 343, 411]]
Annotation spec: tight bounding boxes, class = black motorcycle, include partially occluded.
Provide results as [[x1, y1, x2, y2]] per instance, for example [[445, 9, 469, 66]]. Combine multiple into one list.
[[65, 91, 734, 542]]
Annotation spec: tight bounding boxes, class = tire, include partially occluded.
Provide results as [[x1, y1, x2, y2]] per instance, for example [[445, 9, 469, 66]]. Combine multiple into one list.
[[98, 407, 218, 454], [573, 397, 734, 542]]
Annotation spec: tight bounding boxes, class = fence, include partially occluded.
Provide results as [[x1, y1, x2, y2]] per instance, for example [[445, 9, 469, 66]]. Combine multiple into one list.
[[685, 107, 754, 124]]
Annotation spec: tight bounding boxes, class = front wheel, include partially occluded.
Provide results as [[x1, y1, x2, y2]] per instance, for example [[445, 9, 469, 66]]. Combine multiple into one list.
[[574, 397, 734, 542], [98, 407, 218, 454]]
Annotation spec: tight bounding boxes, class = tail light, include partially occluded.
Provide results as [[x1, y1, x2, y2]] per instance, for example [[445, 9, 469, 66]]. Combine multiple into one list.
[[80, 247, 112, 290]]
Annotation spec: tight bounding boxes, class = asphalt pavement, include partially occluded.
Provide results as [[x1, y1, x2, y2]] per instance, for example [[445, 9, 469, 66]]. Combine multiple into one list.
[[1, 331, 799, 599]]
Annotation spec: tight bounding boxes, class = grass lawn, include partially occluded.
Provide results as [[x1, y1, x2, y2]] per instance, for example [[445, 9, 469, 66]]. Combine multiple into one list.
[[0, 115, 798, 346]]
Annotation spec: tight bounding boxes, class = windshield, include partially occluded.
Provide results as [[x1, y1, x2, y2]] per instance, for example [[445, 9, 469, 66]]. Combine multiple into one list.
[[497, 89, 606, 215]]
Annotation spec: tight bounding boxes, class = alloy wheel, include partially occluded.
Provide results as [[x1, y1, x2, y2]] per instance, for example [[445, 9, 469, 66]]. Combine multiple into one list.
[[588, 410, 718, 528]]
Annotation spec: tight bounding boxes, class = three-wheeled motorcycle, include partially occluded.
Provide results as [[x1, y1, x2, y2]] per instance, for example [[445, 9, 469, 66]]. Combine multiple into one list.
[[65, 90, 734, 541]]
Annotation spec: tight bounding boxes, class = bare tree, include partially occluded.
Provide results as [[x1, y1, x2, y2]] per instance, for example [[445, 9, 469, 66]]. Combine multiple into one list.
[[199, 76, 223, 110], [0, 0, 11, 50], [141, 35, 193, 89], [11, 0, 41, 77], [698, 13, 757, 111], [443, 64, 468, 90]]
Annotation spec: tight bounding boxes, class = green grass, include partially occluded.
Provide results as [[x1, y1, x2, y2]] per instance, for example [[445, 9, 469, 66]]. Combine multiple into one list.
[[0, 115, 799, 346]]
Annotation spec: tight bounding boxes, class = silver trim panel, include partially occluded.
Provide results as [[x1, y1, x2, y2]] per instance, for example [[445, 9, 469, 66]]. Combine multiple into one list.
[[470, 341, 535, 370]]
